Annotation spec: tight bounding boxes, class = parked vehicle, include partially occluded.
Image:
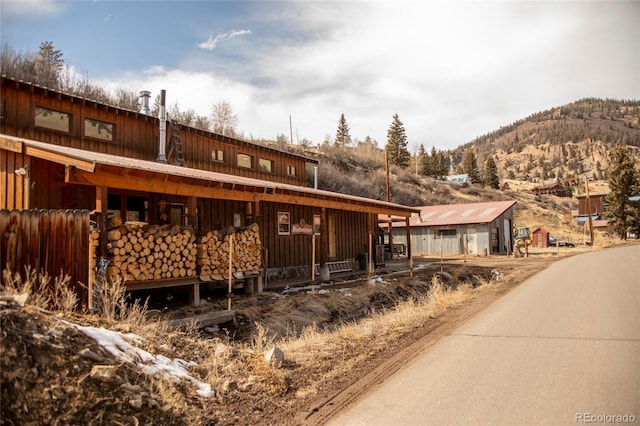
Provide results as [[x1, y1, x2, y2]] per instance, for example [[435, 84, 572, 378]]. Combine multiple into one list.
[[549, 236, 575, 247]]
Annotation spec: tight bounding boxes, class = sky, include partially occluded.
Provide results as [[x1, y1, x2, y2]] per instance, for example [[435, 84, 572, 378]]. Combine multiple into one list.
[[1, 0, 638, 151]]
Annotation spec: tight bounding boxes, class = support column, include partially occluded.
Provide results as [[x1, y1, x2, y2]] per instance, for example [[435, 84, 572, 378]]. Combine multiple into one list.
[[405, 216, 412, 260], [186, 196, 197, 229], [319, 207, 330, 281], [91, 186, 109, 312]]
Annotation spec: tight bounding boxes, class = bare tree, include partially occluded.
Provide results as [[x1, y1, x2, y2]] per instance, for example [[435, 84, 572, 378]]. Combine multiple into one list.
[[211, 100, 239, 137]]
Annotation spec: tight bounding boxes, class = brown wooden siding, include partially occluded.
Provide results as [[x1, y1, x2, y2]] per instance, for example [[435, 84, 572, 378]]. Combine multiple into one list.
[[258, 203, 368, 269], [0, 209, 90, 307], [187, 198, 370, 269], [0, 149, 30, 209], [577, 194, 606, 216], [1, 77, 312, 186]]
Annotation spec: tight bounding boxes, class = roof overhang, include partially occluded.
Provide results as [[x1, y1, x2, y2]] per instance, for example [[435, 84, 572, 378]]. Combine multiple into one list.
[[1, 134, 419, 217]]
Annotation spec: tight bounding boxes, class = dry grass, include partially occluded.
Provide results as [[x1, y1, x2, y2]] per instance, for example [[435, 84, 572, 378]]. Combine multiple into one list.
[[274, 275, 478, 392], [1, 267, 77, 311], [1, 264, 531, 424]]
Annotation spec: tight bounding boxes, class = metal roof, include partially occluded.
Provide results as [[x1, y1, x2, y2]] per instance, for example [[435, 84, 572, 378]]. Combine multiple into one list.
[[383, 200, 517, 227], [2, 134, 419, 217]]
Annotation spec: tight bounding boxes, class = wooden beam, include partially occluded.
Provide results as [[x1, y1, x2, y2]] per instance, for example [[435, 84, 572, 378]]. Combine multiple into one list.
[[66, 165, 416, 217], [95, 186, 108, 213], [405, 216, 412, 261], [320, 207, 327, 267], [0, 136, 23, 154], [253, 192, 415, 217], [25, 146, 95, 172], [66, 166, 259, 202]]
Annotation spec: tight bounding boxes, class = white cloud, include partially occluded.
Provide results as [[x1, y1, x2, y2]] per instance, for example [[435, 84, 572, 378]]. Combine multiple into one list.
[[0, 0, 64, 17], [97, 1, 639, 150], [197, 29, 252, 51]]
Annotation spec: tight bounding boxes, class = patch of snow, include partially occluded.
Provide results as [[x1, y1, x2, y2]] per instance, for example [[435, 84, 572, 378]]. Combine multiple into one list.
[[68, 321, 215, 398], [369, 277, 386, 285]]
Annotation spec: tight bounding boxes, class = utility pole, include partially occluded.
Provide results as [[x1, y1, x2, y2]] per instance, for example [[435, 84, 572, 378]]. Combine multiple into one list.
[[585, 176, 594, 246], [385, 150, 393, 259]]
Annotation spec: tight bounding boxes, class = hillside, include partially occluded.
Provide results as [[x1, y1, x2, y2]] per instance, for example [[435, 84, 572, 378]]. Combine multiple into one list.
[[266, 98, 640, 241], [449, 98, 640, 182], [290, 143, 586, 243]]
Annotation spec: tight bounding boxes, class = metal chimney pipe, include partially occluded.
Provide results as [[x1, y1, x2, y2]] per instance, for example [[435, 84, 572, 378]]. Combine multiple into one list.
[[314, 165, 318, 189], [157, 89, 168, 163], [139, 90, 151, 115]]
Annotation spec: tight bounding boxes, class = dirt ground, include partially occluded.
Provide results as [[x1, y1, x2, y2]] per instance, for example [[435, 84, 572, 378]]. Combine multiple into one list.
[[1, 250, 577, 425]]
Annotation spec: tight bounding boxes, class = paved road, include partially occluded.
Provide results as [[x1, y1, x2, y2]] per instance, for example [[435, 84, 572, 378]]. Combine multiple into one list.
[[329, 244, 640, 426]]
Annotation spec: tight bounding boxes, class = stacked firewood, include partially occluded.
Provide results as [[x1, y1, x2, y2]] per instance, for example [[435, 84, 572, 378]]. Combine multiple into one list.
[[106, 223, 198, 281], [197, 223, 262, 277], [89, 229, 100, 284]]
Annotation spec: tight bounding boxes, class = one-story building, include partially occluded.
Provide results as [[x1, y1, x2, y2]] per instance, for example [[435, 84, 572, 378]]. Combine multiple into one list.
[[385, 200, 517, 257], [531, 227, 551, 248]]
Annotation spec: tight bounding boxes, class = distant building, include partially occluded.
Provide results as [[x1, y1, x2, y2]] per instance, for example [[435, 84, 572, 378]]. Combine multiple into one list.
[[531, 228, 552, 248], [446, 174, 472, 185], [383, 200, 517, 256], [575, 193, 608, 216], [531, 181, 571, 197]]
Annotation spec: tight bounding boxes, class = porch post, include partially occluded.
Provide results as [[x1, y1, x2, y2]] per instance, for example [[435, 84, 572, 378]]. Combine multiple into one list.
[[319, 207, 329, 280]]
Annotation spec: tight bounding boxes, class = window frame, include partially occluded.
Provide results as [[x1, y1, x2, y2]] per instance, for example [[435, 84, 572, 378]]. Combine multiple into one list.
[[278, 211, 291, 236], [237, 153, 253, 169], [83, 117, 115, 142], [34, 106, 71, 134], [258, 158, 274, 173], [211, 149, 224, 162]]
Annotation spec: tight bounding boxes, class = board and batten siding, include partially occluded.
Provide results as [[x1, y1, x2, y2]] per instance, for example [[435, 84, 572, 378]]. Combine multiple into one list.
[[0, 209, 90, 306], [184, 198, 370, 270], [392, 217, 512, 256], [258, 203, 369, 270], [1, 77, 311, 186]]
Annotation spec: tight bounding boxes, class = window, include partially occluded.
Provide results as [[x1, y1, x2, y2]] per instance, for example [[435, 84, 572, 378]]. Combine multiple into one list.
[[35, 107, 70, 132], [313, 214, 321, 235], [259, 158, 273, 172], [435, 229, 457, 238], [84, 118, 114, 141], [287, 165, 297, 176], [211, 149, 224, 162], [278, 212, 290, 235], [237, 153, 253, 169]]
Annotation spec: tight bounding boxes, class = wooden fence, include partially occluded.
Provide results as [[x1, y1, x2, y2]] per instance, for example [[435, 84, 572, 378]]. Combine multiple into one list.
[[0, 209, 90, 306]]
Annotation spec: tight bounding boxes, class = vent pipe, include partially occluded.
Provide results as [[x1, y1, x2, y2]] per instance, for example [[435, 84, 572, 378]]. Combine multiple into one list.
[[139, 90, 151, 115], [157, 89, 168, 163], [314, 165, 318, 189]]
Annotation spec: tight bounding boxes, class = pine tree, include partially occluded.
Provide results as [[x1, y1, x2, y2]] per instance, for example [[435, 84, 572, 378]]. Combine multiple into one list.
[[335, 114, 352, 147], [36, 41, 64, 89], [417, 144, 428, 176], [422, 146, 435, 177], [485, 156, 500, 189], [430, 146, 448, 179], [606, 143, 640, 239], [462, 148, 481, 183], [385, 114, 410, 167]]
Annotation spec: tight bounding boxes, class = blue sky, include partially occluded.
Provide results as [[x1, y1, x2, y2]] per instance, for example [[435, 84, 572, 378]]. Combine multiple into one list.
[[1, 0, 639, 150]]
